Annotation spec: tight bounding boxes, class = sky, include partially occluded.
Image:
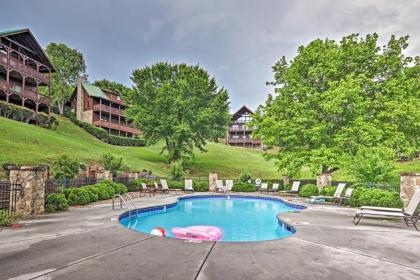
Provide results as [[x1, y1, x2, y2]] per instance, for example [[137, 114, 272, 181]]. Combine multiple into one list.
[[1, 0, 419, 112]]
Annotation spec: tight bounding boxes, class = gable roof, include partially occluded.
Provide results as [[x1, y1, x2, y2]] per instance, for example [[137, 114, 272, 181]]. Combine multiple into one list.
[[232, 105, 254, 120], [0, 28, 55, 72], [82, 83, 110, 100]]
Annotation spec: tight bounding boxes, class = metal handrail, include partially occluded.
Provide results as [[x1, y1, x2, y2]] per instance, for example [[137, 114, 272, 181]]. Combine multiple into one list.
[[112, 194, 137, 219]]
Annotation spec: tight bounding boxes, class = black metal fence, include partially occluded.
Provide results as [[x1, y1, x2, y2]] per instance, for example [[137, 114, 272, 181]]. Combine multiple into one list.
[[45, 177, 97, 194], [0, 181, 23, 214]]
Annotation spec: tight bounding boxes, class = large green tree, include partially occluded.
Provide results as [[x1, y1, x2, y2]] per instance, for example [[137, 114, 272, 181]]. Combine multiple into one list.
[[45, 43, 87, 114], [125, 62, 230, 162], [253, 34, 420, 177]]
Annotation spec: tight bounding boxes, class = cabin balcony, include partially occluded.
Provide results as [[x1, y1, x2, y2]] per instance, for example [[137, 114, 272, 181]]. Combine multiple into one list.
[[0, 51, 49, 84], [92, 103, 124, 115], [92, 119, 140, 135], [227, 137, 261, 145], [0, 79, 49, 104]]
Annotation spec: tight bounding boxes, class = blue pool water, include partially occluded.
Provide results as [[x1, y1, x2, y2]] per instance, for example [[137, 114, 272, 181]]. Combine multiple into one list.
[[120, 196, 301, 242]]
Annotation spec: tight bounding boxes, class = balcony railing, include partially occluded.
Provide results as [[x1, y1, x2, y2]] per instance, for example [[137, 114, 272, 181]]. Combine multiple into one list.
[[0, 80, 49, 104], [227, 138, 261, 145], [228, 126, 253, 132], [0, 52, 49, 84], [92, 120, 140, 135], [92, 103, 124, 115]]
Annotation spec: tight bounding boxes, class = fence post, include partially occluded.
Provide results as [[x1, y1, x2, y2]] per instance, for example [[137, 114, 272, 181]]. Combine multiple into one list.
[[317, 173, 332, 191], [7, 165, 48, 217]]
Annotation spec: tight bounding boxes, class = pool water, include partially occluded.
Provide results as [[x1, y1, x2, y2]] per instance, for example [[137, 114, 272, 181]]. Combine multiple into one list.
[[120, 196, 300, 242]]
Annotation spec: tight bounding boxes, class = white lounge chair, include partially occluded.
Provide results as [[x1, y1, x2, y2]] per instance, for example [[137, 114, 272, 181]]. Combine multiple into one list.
[[310, 183, 346, 203], [353, 189, 420, 230], [279, 181, 301, 195], [337, 187, 353, 205], [140, 183, 153, 197], [260, 183, 268, 193], [159, 179, 170, 194], [184, 179, 194, 193], [269, 183, 280, 193], [216, 180, 225, 192], [225, 180, 233, 194]]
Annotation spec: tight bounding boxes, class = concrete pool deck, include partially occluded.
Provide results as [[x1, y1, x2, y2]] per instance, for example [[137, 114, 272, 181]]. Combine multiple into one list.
[[0, 193, 419, 280]]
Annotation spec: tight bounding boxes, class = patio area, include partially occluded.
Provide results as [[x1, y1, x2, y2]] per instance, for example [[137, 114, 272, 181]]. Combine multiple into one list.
[[1, 193, 419, 280]]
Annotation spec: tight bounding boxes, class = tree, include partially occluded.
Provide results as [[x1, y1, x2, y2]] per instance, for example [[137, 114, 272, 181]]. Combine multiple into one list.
[[93, 79, 133, 96], [253, 34, 420, 177], [51, 155, 82, 179], [45, 43, 87, 114], [99, 153, 126, 177], [125, 62, 230, 162]]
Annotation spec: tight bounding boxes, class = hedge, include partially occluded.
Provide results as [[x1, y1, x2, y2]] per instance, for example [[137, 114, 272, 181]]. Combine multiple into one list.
[[0, 100, 57, 128], [45, 194, 69, 212], [319, 186, 337, 196], [232, 182, 257, 192], [299, 184, 319, 197], [348, 188, 403, 208], [65, 111, 145, 146], [68, 188, 90, 206]]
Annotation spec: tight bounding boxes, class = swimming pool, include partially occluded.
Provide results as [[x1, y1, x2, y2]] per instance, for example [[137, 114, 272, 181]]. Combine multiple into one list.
[[119, 195, 304, 242]]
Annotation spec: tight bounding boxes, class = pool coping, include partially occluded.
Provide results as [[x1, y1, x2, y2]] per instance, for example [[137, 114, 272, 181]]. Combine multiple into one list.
[[118, 194, 306, 239]]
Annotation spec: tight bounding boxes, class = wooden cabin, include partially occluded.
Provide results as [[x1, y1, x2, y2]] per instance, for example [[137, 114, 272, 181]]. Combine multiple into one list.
[[69, 82, 140, 138], [0, 29, 54, 115], [226, 105, 261, 148]]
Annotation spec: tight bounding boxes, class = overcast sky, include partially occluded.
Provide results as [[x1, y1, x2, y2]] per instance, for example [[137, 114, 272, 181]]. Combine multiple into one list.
[[1, 0, 419, 111]]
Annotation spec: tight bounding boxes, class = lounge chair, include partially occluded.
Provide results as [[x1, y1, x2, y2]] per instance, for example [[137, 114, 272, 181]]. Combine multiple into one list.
[[260, 183, 268, 193], [310, 183, 346, 204], [140, 183, 153, 197], [216, 180, 225, 192], [225, 180, 233, 194], [184, 179, 194, 193], [353, 189, 420, 230], [269, 183, 280, 193], [159, 179, 170, 194], [279, 181, 301, 195], [337, 188, 353, 205]]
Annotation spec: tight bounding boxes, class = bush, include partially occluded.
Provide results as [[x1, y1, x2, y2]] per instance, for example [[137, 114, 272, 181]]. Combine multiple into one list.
[[299, 184, 318, 197], [0, 100, 57, 128], [83, 187, 99, 202], [45, 194, 69, 212], [127, 179, 149, 192], [100, 153, 126, 177], [65, 111, 145, 146], [114, 183, 128, 195], [51, 155, 82, 180], [319, 186, 337, 196], [67, 188, 91, 206], [63, 188, 72, 199], [92, 185, 110, 200], [232, 182, 256, 192], [167, 180, 184, 189], [238, 172, 252, 183], [0, 210, 11, 227], [170, 161, 185, 180], [348, 188, 403, 208], [194, 181, 209, 192]]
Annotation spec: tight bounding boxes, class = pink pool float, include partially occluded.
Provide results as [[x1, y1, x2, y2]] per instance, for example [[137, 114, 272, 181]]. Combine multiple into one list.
[[171, 226, 223, 241]]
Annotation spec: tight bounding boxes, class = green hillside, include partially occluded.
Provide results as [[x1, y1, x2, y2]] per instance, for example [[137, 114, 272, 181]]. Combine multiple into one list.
[[0, 116, 418, 180]]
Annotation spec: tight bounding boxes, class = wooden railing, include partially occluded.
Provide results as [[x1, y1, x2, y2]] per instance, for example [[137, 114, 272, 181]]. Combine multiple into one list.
[[0, 80, 49, 104], [92, 120, 139, 134], [227, 138, 261, 145], [92, 103, 124, 115], [0, 52, 49, 84]]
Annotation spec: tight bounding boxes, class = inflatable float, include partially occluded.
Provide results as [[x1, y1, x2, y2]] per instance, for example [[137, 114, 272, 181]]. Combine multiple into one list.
[[171, 226, 223, 241]]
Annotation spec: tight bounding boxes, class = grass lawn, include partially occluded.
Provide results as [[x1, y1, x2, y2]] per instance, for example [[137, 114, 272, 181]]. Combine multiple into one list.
[[0, 115, 418, 180]]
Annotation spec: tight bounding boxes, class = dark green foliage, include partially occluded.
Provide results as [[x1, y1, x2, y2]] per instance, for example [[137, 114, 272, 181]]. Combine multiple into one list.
[[63, 188, 71, 199], [348, 188, 403, 208], [0, 101, 57, 128], [113, 183, 128, 195], [194, 181, 209, 192], [51, 155, 82, 180], [167, 180, 184, 189], [127, 179, 146, 192], [67, 188, 90, 205], [96, 180, 116, 198], [45, 194, 69, 212], [84, 187, 98, 202], [65, 111, 145, 146], [299, 184, 319, 197], [92, 185, 110, 200], [99, 153, 126, 177], [232, 182, 256, 192], [0, 210, 11, 226], [170, 161, 185, 180], [319, 186, 337, 196], [93, 79, 133, 97], [238, 172, 252, 183]]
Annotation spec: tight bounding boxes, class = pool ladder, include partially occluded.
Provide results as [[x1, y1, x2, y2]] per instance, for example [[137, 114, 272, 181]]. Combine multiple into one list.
[[112, 193, 138, 220]]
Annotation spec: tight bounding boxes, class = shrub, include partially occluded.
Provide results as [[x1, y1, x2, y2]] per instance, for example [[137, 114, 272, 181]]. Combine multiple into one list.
[[83, 187, 99, 202], [170, 161, 185, 180], [0, 100, 57, 128], [194, 181, 209, 192], [167, 180, 184, 189], [348, 188, 403, 208], [299, 184, 318, 197], [65, 111, 145, 146], [0, 210, 11, 227], [51, 155, 82, 180], [319, 186, 337, 196], [92, 185, 110, 200], [127, 179, 148, 192], [100, 153, 126, 177], [238, 172, 252, 183], [114, 183, 128, 195], [96, 180, 116, 198], [45, 194, 69, 212], [67, 188, 91, 206], [232, 182, 256, 192], [63, 188, 72, 199]]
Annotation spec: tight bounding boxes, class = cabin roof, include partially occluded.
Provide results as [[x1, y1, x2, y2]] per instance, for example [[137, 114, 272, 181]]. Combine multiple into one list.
[[231, 105, 254, 120]]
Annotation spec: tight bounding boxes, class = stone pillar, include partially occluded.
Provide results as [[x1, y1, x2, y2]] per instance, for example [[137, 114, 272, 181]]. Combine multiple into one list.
[[400, 173, 420, 207], [8, 166, 48, 217], [282, 175, 290, 187], [96, 170, 113, 181], [75, 78, 85, 121], [317, 173, 332, 191], [209, 173, 218, 192]]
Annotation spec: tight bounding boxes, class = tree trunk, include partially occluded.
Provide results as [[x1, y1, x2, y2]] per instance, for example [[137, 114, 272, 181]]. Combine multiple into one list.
[[58, 102, 64, 115]]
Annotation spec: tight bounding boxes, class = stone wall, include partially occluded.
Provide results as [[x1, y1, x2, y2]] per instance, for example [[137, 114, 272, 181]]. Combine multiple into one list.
[[96, 170, 113, 181], [400, 173, 420, 207], [80, 110, 93, 124], [209, 173, 218, 192], [8, 166, 48, 217], [316, 173, 332, 191], [283, 175, 290, 187], [76, 80, 84, 121]]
